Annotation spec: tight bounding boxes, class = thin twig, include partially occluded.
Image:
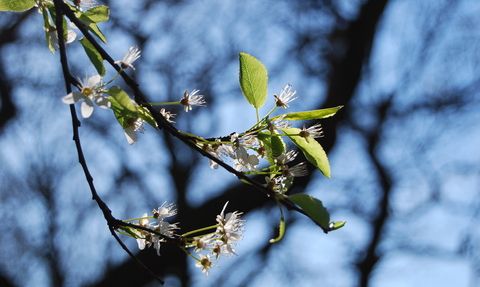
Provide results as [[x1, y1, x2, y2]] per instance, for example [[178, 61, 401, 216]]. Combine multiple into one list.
[[53, 1, 166, 284], [60, 3, 328, 232]]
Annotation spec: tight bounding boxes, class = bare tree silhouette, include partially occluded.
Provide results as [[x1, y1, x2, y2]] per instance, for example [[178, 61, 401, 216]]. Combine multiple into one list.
[[1, 0, 479, 286]]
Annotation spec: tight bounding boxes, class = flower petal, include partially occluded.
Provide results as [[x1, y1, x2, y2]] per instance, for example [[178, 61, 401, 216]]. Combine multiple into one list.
[[248, 154, 259, 168], [87, 75, 102, 88], [136, 238, 146, 250], [236, 146, 249, 162], [62, 91, 83, 104], [66, 30, 77, 44], [209, 159, 219, 169], [124, 127, 138, 145], [219, 202, 229, 219], [94, 95, 111, 109], [81, 98, 94, 118], [233, 160, 244, 172]]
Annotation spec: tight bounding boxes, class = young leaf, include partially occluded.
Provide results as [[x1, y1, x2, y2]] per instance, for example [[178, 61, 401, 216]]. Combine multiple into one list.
[[45, 3, 69, 41], [238, 52, 268, 109], [258, 131, 286, 159], [79, 37, 106, 76], [108, 97, 127, 128], [107, 87, 138, 118], [0, 0, 35, 12], [44, 28, 55, 53], [107, 96, 140, 129], [86, 23, 107, 44], [258, 131, 285, 178], [72, 6, 108, 43], [271, 106, 343, 122], [65, 1, 109, 23], [280, 127, 331, 178], [288, 194, 330, 230], [137, 106, 158, 130], [331, 221, 346, 230], [269, 201, 286, 243], [84, 5, 110, 23]]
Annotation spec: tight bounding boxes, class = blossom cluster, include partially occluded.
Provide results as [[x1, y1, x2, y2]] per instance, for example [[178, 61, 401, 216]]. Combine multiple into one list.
[[60, 46, 203, 145], [133, 202, 178, 256], [199, 83, 325, 195], [191, 202, 246, 277], [204, 133, 314, 193], [128, 201, 245, 277], [26, 1, 343, 282]]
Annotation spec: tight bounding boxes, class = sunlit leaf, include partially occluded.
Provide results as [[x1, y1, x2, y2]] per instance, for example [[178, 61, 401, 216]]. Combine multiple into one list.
[[258, 131, 286, 159], [269, 201, 286, 243], [79, 37, 105, 76], [137, 106, 158, 130], [280, 127, 331, 178], [0, 0, 35, 12], [288, 194, 330, 229], [239, 52, 268, 109], [70, 4, 108, 43], [86, 23, 107, 44], [271, 106, 343, 122], [108, 97, 127, 128], [107, 87, 138, 118], [45, 3, 69, 41], [84, 5, 109, 23], [332, 221, 346, 230]]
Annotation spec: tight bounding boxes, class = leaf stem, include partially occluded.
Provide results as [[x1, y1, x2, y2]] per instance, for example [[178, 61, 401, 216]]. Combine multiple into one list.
[[149, 101, 181, 105], [123, 216, 153, 222], [181, 224, 219, 238]]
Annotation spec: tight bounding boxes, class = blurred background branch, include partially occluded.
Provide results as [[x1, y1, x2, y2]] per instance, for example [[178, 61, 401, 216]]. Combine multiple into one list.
[[1, 0, 479, 286]]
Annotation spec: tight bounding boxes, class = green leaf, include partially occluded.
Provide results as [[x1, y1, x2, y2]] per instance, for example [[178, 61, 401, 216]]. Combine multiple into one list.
[[271, 106, 343, 122], [107, 97, 128, 128], [288, 194, 330, 229], [280, 127, 331, 178], [45, 31, 55, 53], [70, 7, 107, 44], [107, 87, 138, 118], [331, 221, 346, 230], [120, 225, 140, 238], [258, 131, 286, 159], [66, 2, 109, 24], [258, 131, 285, 178], [78, 37, 106, 76], [269, 201, 286, 243], [238, 52, 268, 109], [84, 5, 109, 23], [86, 23, 107, 44], [38, 7, 55, 53], [45, 3, 69, 41], [0, 0, 35, 12], [137, 106, 158, 130]]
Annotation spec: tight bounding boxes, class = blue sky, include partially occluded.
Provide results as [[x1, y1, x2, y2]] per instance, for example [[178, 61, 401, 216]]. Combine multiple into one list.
[[0, 0, 479, 286]]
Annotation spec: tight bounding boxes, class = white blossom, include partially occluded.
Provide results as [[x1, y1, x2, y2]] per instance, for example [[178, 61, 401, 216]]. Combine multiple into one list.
[[153, 201, 177, 222], [74, 0, 98, 10], [274, 83, 298, 109], [284, 162, 309, 178], [195, 254, 214, 277], [62, 71, 110, 118], [124, 116, 145, 145], [231, 133, 259, 172], [45, 27, 77, 48], [114, 46, 141, 70], [300, 123, 323, 142], [180, 89, 206, 112], [215, 202, 245, 256], [269, 114, 291, 133], [160, 108, 176, 123]]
